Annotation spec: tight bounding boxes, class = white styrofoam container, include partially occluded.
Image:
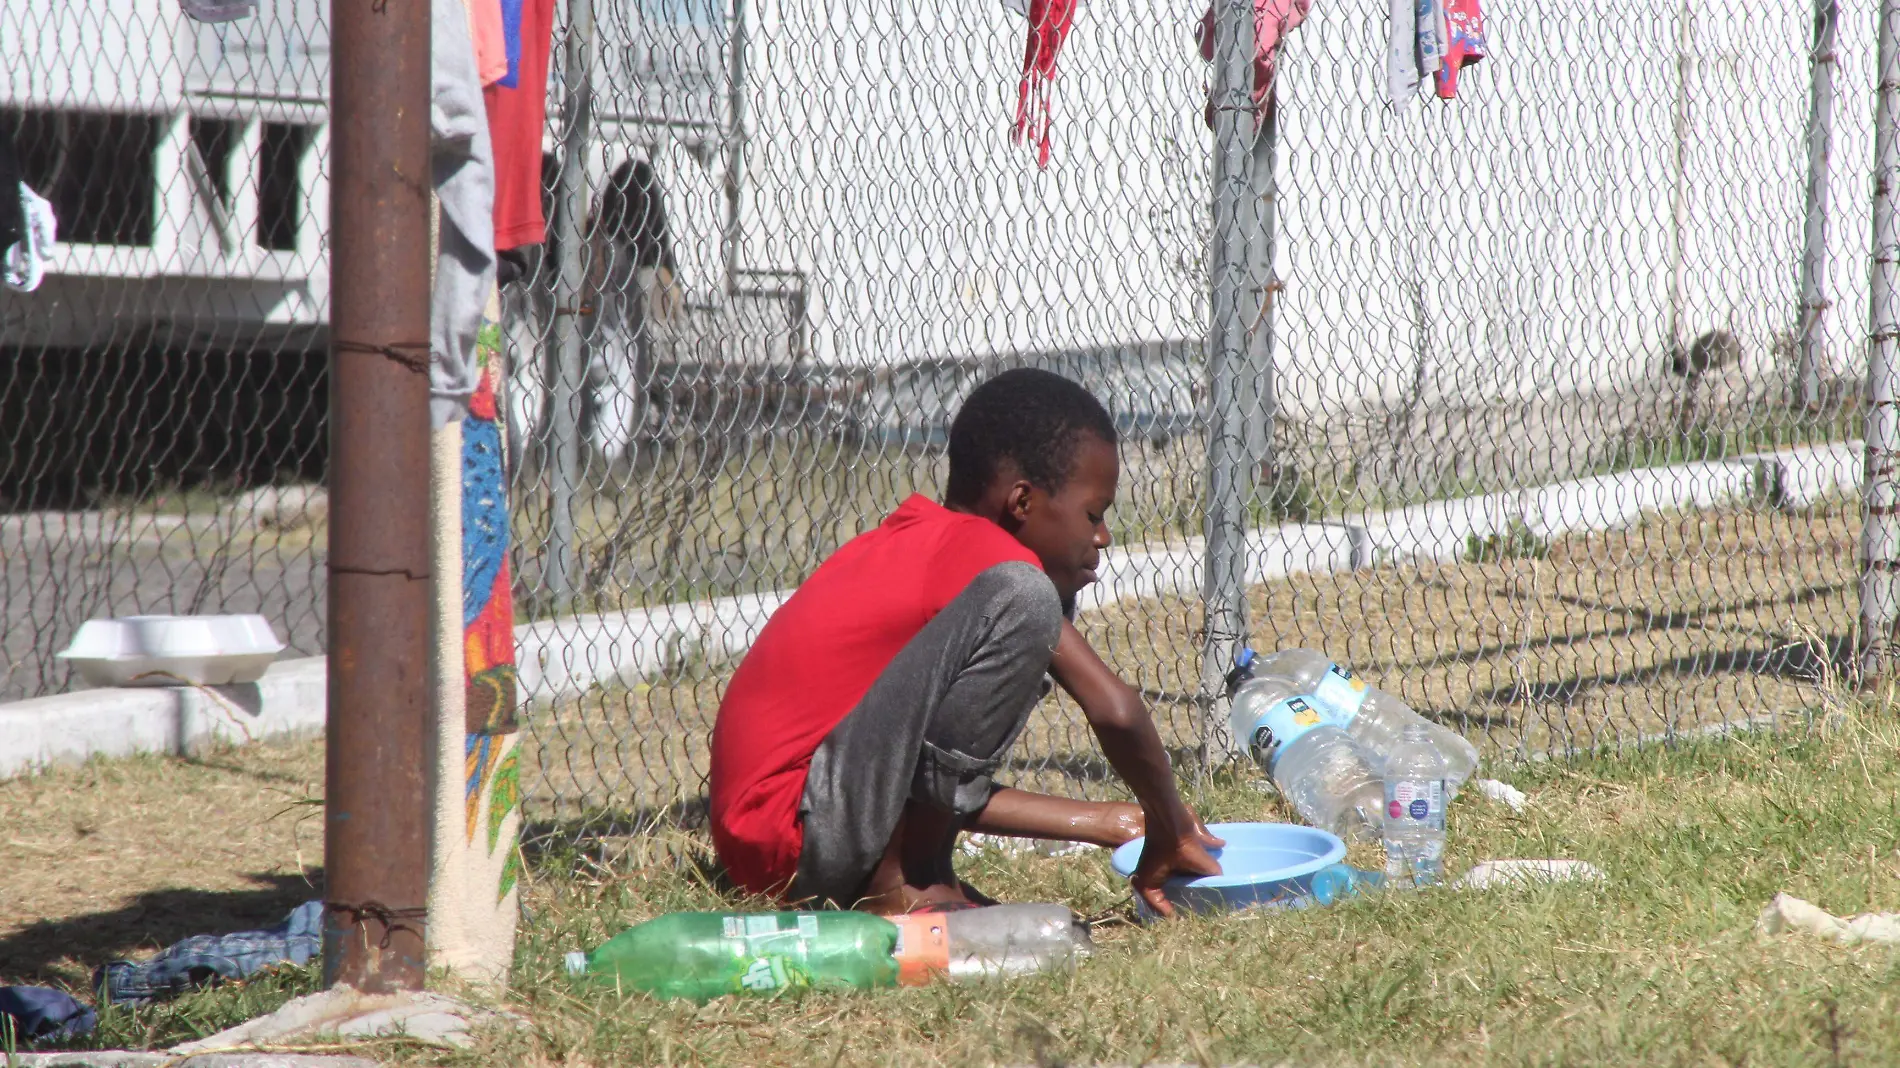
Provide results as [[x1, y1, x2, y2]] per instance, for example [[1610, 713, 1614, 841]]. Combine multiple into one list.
[[57, 614, 287, 688]]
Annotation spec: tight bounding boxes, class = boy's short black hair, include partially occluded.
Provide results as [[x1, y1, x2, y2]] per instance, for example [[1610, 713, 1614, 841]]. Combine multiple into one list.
[[944, 367, 1118, 506]]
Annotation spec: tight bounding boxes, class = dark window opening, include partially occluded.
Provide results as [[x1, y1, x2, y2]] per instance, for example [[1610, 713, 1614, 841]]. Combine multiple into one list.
[[258, 123, 313, 251], [0, 108, 159, 246], [189, 117, 237, 210]]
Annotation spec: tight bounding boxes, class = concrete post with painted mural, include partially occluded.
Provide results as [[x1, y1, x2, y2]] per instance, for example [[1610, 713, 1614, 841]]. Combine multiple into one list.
[[428, 288, 524, 985]]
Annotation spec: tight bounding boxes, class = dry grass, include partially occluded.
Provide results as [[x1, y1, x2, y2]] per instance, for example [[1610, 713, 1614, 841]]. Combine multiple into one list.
[[4, 669, 1895, 1064], [27, 705, 1896, 1065], [0, 738, 326, 988], [518, 495, 1856, 830]]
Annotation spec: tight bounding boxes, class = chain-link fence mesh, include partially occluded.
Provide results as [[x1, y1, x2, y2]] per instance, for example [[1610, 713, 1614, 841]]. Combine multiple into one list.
[[1, 1, 332, 702], [0, 1, 1878, 844]]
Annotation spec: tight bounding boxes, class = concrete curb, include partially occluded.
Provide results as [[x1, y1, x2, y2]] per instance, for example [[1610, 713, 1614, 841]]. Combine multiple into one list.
[[0, 441, 1860, 778], [0, 657, 326, 778]]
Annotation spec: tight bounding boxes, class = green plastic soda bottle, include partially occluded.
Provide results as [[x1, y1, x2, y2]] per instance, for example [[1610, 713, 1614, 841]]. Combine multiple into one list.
[[564, 911, 901, 1000]]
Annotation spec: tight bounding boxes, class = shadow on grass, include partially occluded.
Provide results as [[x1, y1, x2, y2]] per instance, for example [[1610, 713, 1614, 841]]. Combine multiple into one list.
[[1362, 581, 1853, 680], [1470, 633, 1852, 707], [0, 870, 323, 988]]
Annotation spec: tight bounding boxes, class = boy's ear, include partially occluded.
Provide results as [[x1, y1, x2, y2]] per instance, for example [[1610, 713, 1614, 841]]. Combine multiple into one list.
[[1004, 479, 1036, 521]]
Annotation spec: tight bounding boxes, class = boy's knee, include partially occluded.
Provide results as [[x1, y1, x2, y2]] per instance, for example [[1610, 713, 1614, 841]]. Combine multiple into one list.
[[964, 560, 1062, 651]]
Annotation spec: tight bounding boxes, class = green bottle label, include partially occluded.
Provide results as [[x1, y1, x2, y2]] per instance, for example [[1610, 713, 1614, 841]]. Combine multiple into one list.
[[722, 914, 822, 994], [737, 955, 810, 993]]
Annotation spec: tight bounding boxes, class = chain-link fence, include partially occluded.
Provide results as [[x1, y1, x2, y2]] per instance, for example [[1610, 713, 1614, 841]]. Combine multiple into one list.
[[0, 1, 1880, 843], [1, 1, 332, 702]]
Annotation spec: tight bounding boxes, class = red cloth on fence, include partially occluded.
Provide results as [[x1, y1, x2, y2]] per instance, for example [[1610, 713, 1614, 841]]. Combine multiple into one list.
[[1012, 0, 1081, 168], [1196, 0, 1313, 127], [482, 0, 555, 250], [1433, 0, 1486, 99]]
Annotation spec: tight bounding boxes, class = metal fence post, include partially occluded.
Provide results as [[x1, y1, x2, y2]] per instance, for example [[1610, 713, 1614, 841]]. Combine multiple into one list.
[[1197, 0, 1260, 764], [1862, 0, 1900, 681], [723, 0, 750, 296], [1796, 0, 1840, 410], [1243, 102, 1280, 514], [548, 0, 597, 613], [1667, 0, 1693, 360], [325, 0, 432, 992]]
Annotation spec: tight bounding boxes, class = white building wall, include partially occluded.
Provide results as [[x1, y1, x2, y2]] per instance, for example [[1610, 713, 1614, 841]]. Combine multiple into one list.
[[734, 0, 1878, 417]]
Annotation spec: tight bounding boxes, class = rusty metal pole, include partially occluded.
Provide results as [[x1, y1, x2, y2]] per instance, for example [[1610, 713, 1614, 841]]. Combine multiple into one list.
[[324, 0, 433, 991]]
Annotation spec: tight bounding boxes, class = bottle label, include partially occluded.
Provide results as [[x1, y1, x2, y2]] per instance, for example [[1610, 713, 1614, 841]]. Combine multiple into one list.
[[891, 913, 951, 986], [737, 955, 809, 993], [722, 914, 822, 942], [1314, 665, 1370, 721], [1386, 779, 1444, 827], [721, 914, 821, 993], [1247, 694, 1327, 767]]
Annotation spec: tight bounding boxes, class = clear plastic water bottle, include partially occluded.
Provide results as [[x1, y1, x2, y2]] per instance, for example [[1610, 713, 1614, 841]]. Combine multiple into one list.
[[892, 903, 1093, 982], [1227, 663, 1386, 841], [1247, 648, 1479, 793], [1383, 724, 1448, 886], [1306, 862, 1386, 906]]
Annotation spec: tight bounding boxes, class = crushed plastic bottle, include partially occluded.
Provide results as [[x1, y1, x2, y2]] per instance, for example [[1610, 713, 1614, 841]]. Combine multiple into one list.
[[1243, 648, 1479, 793], [1226, 659, 1386, 841], [1383, 724, 1448, 886], [565, 905, 1092, 1000], [1306, 862, 1386, 906], [890, 903, 1093, 982]]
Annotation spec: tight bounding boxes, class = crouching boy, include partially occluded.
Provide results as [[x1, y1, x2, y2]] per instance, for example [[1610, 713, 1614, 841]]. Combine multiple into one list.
[[710, 369, 1221, 916]]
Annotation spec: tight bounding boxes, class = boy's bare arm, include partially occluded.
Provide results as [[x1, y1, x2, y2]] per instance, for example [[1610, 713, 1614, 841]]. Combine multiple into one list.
[[1048, 619, 1222, 914]]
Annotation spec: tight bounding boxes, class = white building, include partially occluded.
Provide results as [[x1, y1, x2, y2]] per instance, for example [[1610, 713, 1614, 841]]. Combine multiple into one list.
[[0, 0, 1877, 431], [0, 0, 330, 351]]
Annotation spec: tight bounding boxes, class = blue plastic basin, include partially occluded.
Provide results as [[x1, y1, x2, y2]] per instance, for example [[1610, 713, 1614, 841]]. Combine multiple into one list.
[[1110, 822, 1348, 918]]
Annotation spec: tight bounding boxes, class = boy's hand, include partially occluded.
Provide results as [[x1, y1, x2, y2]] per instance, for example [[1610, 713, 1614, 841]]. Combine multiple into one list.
[[1049, 621, 1230, 918], [1130, 816, 1225, 918]]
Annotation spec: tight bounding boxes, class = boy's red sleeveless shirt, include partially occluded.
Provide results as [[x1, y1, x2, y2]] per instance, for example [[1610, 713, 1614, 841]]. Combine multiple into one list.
[[709, 495, 1040, 895]]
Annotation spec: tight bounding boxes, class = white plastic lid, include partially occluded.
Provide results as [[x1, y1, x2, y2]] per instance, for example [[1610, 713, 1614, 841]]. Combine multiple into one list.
[[564, 951, 588, 975]]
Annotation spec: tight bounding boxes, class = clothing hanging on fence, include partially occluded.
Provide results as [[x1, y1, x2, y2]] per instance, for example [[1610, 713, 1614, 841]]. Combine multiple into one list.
[[434, 0, 499, 426], [4, 185, 56, 294], [1195, 0, 1313, 129], [483, 0, 555, 250], [1386, 0, 1484, 110], [179, 0, 256, 22], [499, 0, 526, 87], [462, 0, 510, 87], [1385, 0, 1439, 111], [1434, 0, 1486, 99], [1010, 0, 1082, 168]]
